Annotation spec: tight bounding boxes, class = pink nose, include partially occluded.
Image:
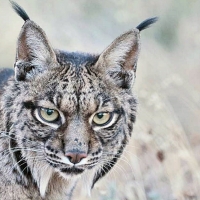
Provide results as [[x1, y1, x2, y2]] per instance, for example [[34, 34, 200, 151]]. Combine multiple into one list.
[[65, 152, 87, 164]]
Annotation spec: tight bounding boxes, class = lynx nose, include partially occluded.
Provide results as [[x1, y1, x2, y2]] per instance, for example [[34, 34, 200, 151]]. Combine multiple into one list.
[[65, 152, 87, 164]]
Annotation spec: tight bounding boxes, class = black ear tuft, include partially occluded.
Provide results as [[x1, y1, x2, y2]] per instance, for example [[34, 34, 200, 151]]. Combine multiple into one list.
[[136, 17, 158, 31], [10, 0, 30, 21]]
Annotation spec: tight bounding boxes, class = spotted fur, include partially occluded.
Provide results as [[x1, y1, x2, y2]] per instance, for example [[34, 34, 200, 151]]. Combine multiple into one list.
[[0, 1, 157, 200]]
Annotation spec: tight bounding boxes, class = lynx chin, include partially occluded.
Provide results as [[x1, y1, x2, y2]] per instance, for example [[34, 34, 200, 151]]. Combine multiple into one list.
[[0, 1, 157, 200]]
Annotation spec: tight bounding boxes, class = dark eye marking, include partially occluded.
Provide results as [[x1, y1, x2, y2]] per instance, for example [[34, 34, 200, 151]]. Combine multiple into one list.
[[23, 101, 35, 109]]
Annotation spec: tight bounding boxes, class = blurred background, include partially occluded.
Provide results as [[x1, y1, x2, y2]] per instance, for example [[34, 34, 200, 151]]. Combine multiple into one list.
[[1, 0, 200, 199]]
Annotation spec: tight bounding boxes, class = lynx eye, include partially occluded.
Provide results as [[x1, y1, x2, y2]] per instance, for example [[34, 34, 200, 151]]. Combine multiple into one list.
[[93, 112, 112, 125], [38, 108, 59, 123]]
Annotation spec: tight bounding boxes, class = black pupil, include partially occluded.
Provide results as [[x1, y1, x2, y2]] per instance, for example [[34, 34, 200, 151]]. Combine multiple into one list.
[[46, 109, 54, 115], [97, 113, 104, 119]]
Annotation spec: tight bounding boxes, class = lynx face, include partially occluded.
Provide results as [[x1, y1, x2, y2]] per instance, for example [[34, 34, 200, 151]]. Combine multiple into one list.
[[5, 50, 137, 185], [0, 1, 157, 199]]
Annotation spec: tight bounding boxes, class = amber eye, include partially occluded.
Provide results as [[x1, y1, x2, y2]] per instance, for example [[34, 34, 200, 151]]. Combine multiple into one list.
[[93, 112, 112, 125], [38, 108, 59, 123]]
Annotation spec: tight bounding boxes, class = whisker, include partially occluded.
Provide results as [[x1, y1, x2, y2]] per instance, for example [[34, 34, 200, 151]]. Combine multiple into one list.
[[99, 159, 128, 180], [0, 132, 37, 143], [96, 161, 118, 182], [19, 156, 46, 174]]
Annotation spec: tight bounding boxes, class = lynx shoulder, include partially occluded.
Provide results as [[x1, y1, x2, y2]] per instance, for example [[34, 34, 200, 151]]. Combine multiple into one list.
[[0, 1, 157, 199]]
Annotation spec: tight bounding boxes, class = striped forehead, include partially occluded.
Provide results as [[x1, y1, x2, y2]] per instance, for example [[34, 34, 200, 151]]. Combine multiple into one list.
[[60, 90, 97, 115], [32, 66, 114, 116], [32, 51, 105, 114], [57, 66, 100, 114]]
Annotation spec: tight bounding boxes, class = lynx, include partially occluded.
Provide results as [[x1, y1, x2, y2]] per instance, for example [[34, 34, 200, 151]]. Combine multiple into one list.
[[0, 1, 157, 200]]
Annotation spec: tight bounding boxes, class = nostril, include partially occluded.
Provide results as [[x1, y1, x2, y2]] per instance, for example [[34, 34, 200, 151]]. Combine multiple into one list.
[[65, 152, 87, 164]]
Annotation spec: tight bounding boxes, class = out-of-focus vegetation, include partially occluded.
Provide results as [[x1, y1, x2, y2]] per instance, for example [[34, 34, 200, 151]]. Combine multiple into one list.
[[0, 0, 200, 199]]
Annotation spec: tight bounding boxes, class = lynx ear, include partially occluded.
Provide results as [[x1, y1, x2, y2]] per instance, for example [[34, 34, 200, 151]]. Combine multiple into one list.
[[11, 1, 57, 81], [95, 17, 158, 88], [95, 29, 140, 88], [15, 21, 57, 81]]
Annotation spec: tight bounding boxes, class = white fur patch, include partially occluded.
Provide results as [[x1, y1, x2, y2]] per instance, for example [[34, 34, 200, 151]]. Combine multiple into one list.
[[75, 157, 88, 166], [58, 153, 74, 166], [39, 168, 53, 197], [81, 168, 97, 197]]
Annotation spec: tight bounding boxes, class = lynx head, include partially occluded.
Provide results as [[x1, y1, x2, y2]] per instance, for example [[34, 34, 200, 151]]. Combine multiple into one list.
[[4, 1, 157, 197]]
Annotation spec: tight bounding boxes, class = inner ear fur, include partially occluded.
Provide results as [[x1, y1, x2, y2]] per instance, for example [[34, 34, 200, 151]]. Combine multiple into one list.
[[15, 20, 57, 81], [95, 29, 140, 88]]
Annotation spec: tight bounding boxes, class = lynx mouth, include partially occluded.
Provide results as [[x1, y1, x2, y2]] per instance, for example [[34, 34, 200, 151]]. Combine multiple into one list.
[[46, 158, 85, 175], [60, 166, 85, 174]]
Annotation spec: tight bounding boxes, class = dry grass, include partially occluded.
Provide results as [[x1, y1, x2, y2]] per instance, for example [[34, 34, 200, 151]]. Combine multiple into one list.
[[0, 0, 200, 199]]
